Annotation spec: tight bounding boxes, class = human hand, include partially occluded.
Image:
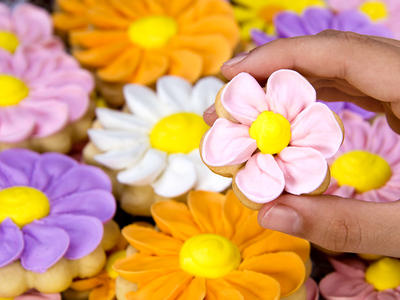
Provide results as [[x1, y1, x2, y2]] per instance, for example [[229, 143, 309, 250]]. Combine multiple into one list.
[[205, 30, 400, 257]]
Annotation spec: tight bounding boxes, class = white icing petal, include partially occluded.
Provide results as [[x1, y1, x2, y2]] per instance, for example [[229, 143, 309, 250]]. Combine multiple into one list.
[[188, 149, 232, 192], [96, 108, 151, 133], [190, 77, 224, 114], [93, 143, 149, 170], [88, 129, 147, 151], [124, 84, 169, 123], [157, 76, 192, 112], [152, 154, 197, 197], [117, 149, 167, 185]]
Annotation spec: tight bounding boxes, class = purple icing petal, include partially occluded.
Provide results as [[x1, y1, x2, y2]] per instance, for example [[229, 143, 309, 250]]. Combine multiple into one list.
[[0, 160, 30, 187], [45, 165, 112, 200], [21, 223, 69, 273], [51, 189, 116, 222], [319, 101, 346, 114], [0, 218, 24, 268], [251, 29, 276, 46], [275, 12, 307, 37], [332, 10, 371, 32], [302, 7, 334, 35], [41, 214, 103, 260], [30, 152, 77, 191], [345, 102, 376, 119], [0, 149, 40, 184], [356, 24, 393, 38], [15, 290, 61, 300]]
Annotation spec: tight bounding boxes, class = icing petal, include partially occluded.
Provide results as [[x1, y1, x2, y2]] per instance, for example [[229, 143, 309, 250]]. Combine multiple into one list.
[[95, 108, 151, 133], [305, 278, 319, 300], [188, 149, 232, 192], [94, 144, 149, 170], [235, 153, 285, 203], [220, 72, 268, 125], [124, 84, 170, 123], [0, 4, 11, 31], [21, 223, 69, 273], [320, 273, 373, 299], [302, 8, 334, 35], [88, 129, 147, 151], [190, 76, 224, 115], [0, 218, 24, 268], [326, 184, 355, 199], [0, 109, 35, 143], [201, 118, 257, 166], [41, 214, 103, 260], [152, 154, 197, 197], [327, 0, 360, 11], [0, 148, 39, 183], [291, 103, 343, 158], [276, 146, 327, 195], [157, 76, 192, 112], [340, 110, 370, 152], [267, 69, 316, 122], [51, 189, 116, 222], [275, 12, 308, 37], [15, 291, 61, 300], [117, 149, 167, 185]]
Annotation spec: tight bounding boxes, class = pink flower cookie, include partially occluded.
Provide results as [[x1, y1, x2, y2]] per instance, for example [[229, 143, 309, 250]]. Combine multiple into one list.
[[0, 47, 94, 153], [201, 70, 344, 209], [0, 3, 63, 54]]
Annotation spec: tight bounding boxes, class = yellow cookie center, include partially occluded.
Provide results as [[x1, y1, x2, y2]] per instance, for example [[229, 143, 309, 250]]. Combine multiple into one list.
[[249, 111, 291, 155], [128, 16, 177, 49], [0, 75, 29, 107], [0, 31, 19, 53], [365, 258, 400, 291], [107, 250, 126, 279], [331, 150, 391, 193], [150, 112, 209, 154], [360, 1, 388, 21], [0, 186, 50, 227], [179, 234, 241, 279], [258, 5, 285, 23]]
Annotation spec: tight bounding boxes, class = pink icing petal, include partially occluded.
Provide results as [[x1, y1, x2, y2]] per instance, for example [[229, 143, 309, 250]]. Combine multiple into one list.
[[305, 278, 319, 300], [0, 109, 35, 143], [12, 4, 52, 45], [327, 0, 361, 11], [201, 118, 257, 166], [19, 100, 69, 138], [15, 291, 61, 300], [291, 102, 343, 158], [220, 72, 268, 125], [267, 69, 316, 123], [0, 218, 24, 268], [355, 190, 381, 202], [365, 291, 400, 300], [340, 110, 370, 152], [276, 146, 327, 195], [0, 4, 11, 31], [21, 223, 69, 273], [235, 153, 285, 203], [325, 183, 355, 199], [330, 258, 366, 276], [0, 49, 12, 73]]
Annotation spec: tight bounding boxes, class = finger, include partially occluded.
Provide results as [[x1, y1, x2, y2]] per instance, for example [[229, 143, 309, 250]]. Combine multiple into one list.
[[258, 194, 400, 257], [383, 103, 400, 134], [203, 104, 218, 126], [221, 30, 400, 103]]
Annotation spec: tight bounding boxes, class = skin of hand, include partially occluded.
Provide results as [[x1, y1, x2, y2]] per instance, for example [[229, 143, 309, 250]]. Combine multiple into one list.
[[204, 30, 400, 257]]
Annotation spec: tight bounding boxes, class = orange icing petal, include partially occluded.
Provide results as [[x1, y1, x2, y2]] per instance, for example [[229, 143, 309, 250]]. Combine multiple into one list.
[[242, 231, 310, 263], [114, 253, 180, 287], [205, 278, 243, 300], [70, 272, 109, 291], [126, 271, 193, 300], [109, 0, 147, 19], [169, 49, 202, 83], [177, 0, 234, 25], [98, 47, 142, 82], [73, 41, 129, 67], [129, 52, 169, 85], [223, 270, 281, 300], [151, 200, 201, 241], [122, 224, 182, 256], [170, 34, 231, 75], [146, 0, 166, 15], [187, 191, 225, 235], [230, 212, 266, 251], [53, 13, 88, 31], [57, 0, 87, 13], [177, 277, 206, 300], [70, 30, 128, 47], [88, 6, 131, 29], [160, 0, 195, 17], [181, 16, 239, 48], [89, 279, 116, 300], [239, 252, 306, 297]]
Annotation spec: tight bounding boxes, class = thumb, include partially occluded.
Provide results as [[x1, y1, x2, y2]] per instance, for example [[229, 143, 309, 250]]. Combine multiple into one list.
[[258, 194, 400, 257]]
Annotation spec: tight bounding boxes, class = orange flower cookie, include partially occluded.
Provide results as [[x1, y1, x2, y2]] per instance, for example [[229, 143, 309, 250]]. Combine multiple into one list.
[[65, 0, 239, 106], [114, 190, 312, 300]]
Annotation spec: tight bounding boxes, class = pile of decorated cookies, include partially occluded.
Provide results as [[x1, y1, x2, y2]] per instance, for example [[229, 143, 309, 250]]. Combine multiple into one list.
[[0, 0, 400, 299]]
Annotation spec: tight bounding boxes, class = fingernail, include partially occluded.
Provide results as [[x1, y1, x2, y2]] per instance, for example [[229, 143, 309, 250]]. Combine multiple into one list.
[[223, 53, 248, 66], [260, 204, 303, 235]]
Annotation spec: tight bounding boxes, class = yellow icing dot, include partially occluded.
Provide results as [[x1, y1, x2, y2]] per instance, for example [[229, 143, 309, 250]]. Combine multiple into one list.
[[150, 112, 209, 154], [0, 75, 29, 107], [128, 16, 177, 49], [249, 111, 291, 155], [258, 5, 285, 23], [106, 250, 126, 279], [0, 187, 50, 227], [360, 1, 388, 21], [0, 31, 19, 53], [331, 150, 391, 193], [359, 253, 383, 261], [180, 234, 241, 279], [365, 258, 400, 291]]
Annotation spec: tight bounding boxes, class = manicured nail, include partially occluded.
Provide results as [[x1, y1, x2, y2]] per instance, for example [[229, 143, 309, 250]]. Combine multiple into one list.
[[223, 53, 248, 66], [203, 105, 217, 126], [260, 204, 303, 235]]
